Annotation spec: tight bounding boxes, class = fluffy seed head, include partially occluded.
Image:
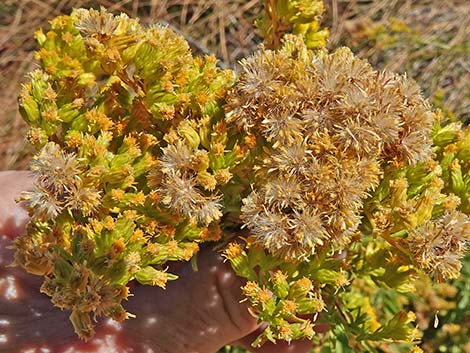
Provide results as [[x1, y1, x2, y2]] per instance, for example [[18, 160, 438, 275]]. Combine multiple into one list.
[[228, 36, 436, 260]]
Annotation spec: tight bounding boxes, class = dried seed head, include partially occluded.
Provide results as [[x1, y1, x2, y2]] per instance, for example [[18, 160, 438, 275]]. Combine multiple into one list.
[[408, 211, 470, 281], [228, 35, 436, 260]]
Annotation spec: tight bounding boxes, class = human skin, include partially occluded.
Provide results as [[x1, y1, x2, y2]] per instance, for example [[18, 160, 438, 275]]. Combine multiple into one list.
[[0, 171, 313, 353]]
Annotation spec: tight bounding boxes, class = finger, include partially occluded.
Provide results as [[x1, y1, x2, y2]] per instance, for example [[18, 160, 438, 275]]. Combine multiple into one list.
[[214, 256, 259, 337], [175, 247, 260, 338]]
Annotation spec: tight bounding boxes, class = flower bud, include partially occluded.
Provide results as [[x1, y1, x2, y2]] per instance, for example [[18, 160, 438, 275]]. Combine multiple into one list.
[[19, 92, 41, 124], [197, 171, 217, 191], [191, 150, 210, 171], [58, 102, 82, 122], [450, 159, 465, 193], [34, 29, 47, 46], [70, 310, 95, 340], [271, 270, 290, 299], [389, 178, 408, 208], [279, 299, 298, 317], [178, 121, 201, 149], [288, 277, 313, 300], [224, 243, 257, 279], [297, 296, 325, 314], [433, 122, 461, 146], [135, 266, 177, 288]]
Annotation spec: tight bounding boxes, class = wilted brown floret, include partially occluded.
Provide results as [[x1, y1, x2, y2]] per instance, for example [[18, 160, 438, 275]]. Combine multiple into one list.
[[74, 7, 141, 40], [159, 171, 222, 225]]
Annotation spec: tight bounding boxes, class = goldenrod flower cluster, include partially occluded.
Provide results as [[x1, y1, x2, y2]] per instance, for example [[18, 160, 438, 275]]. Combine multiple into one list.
[[16, 7, 234, 339]]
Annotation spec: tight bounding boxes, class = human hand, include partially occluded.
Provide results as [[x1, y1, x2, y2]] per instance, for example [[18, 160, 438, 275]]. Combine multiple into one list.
[[0, 171, 314, 353]]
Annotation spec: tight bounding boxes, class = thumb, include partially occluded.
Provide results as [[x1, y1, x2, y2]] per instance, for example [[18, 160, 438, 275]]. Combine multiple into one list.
[[0, 171, 33, 239]]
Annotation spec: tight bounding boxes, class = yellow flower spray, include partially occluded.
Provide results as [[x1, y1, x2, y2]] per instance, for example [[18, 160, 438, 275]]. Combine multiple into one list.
[[15, 3, 470, 351]]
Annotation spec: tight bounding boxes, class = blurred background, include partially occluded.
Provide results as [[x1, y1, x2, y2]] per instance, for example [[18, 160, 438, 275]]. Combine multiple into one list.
[[1, 1, 469, 351]]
